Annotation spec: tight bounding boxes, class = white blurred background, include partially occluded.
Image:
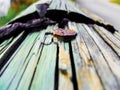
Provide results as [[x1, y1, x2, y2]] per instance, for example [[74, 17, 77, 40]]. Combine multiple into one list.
[[0, 0, 11, 17]]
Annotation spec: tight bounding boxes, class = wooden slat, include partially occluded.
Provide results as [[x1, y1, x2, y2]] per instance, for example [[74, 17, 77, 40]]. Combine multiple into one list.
[[49, 0, 61, 10], [93, 25, 120, 56], [0, 31, 40, 89], [8, 30, 46, 90], [49, 0, 58, 9], [114, 31, 120, 41], [58, 42, 73, 90], [76, 24, 120, 90], [21, 44, 56, 90], [59, 0, 67, 10], [0, 32, 24, 59], [68, 22, 103, 90], [94, 25, 120, 48], [30, 26, 57, 90], [0, 32, 26, 70], [0, 38, 13, 53], [83, 24, 120, 83], [0, 32, 33, 75]]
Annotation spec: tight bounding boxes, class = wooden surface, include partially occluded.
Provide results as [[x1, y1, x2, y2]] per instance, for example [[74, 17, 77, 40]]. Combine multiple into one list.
[[0, 0, 120, 90]]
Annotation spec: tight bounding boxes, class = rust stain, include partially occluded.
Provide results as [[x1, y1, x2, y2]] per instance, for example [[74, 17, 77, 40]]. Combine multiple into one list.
[[74, 37, 103, 89], [87, 59, 94, 67], [53, 28, 77, 42], [53, 28, 77, 36], [77, 41, 91, 65], [59, 72, 73, 90]]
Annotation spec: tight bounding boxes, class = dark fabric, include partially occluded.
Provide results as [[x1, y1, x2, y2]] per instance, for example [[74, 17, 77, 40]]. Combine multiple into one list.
[[0, 3, 117, 43]]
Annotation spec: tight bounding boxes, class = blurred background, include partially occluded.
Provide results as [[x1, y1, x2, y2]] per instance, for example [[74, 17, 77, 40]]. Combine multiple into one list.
[[0, 0, 120, 27], [111, 0, 120, 4], [76, 0, 120, 31]]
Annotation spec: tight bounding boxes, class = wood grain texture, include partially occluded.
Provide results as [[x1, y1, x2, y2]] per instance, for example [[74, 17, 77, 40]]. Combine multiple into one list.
[[68, 22, 103, 90], [58, 43, 73, 90], [93, 25, 120, 56], [77, 24, 120, 90], [0, 0, 120, 90]]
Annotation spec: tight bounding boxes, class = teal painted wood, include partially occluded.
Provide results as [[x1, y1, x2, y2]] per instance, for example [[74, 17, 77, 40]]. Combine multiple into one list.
[[30, 26, 57, 90], [0, 32, 24, 59], [7, 30, 46, 90], [0, 38, 13, 53], [30, 43, 57, 90], [0, 32, 25, 70], [0, 32, 40, 90]]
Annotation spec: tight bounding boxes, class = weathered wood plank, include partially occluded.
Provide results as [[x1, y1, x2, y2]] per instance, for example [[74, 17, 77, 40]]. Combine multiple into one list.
[[93, 25, 120, 56], [0, 32, 26, 74], [84, 24, 120, 74], [76, 23, 120, 90], [0, 33, 32, 75], [94, 25, 120, 48], [20, 45, 56, 90], [49, 0, 61, 10], [0, 38, 13, 53], [83, 24, 120, 83], [0, 32, 40, 89], [114, 31, 120, 41], [68, 22, 103, 90], [0, 32, 24, 60], [58, 43, 73, 90], [0, 0, 120, 90], [59, 0, 67, 10], [8, 30, 46, 90], [30, 38, 57, 90], [49, 0, 58, 9]]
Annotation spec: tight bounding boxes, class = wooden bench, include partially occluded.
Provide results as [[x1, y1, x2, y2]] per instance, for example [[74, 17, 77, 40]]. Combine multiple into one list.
[[0, 0, 120, 90]]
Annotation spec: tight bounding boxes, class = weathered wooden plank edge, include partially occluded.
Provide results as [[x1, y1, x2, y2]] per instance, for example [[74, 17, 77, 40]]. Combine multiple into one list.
[[58, 41, 73, 90], [8, 30, 46, 90], [77, 23, 120, 90], [68, 22, 104, 90], [93, 25, 120, 56], [30, 26, 57, 90], [83, 24, 120, 84], [0, 32, 40, 89]]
